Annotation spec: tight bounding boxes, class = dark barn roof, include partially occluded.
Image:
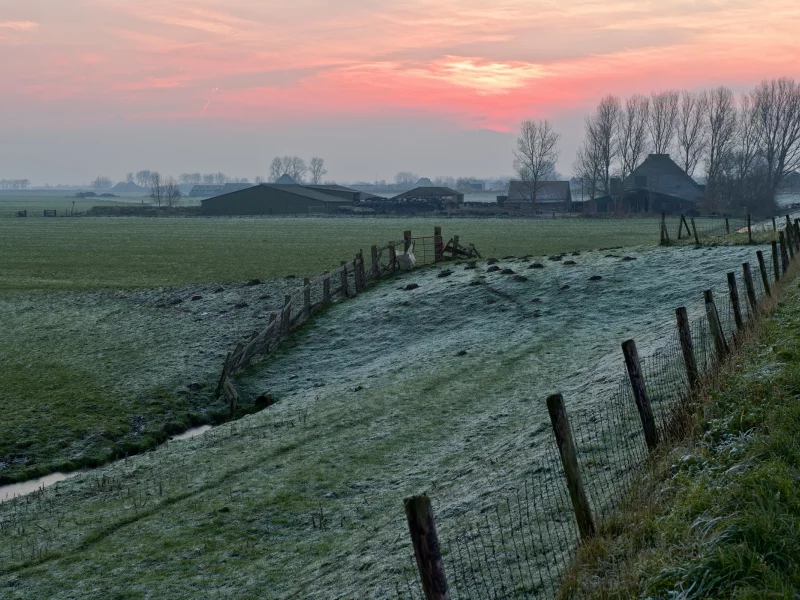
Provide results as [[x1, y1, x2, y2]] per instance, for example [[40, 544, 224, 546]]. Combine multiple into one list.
[[623, 154, 703, 202], [390, 186, 464, 202], [507, 181, 571, 204], [201, 183, 353, 216]]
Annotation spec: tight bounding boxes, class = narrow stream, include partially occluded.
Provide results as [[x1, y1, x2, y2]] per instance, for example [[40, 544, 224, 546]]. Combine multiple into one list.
[[0, 425, 214, 503]]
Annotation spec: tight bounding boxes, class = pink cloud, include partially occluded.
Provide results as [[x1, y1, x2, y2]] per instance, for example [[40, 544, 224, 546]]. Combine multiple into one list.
[[0, 21, 39, 31]]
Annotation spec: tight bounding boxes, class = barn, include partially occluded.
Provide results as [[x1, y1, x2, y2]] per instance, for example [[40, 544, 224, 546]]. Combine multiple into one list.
[[501, 181, 572, 212], [200, 184, 356, 215]]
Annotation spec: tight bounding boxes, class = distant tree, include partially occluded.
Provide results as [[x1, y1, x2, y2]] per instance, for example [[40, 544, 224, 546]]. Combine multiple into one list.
[[149, 172, 164, 206], [268, 156, 307, 182], [202, 173, 216, 185], [394, 172, 418, 188], [254, 176, 265, 184], [703, 86, 737, 208], [616, 95, 650, 183], [164, 177, 181, 208], [750, 77, 800, 202], [434, 176, 456, 188], [513, 119, 560, 205], [92, 175, 113, 190], [309, 157, 327, 184], [214, 172, 228, 185], [180, 173, 202, 185], [648, 90, 679, 154], [586, 95, 621, 195], [573, 126, 605, 200], [676, 90, 707, 178], [19, 179, 30, 190], [126, 172, 134, 184], [135, 170, 152, 187]]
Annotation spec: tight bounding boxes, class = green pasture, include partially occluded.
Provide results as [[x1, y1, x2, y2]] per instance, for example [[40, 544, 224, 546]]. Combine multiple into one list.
[[0, 216, 664, 291]]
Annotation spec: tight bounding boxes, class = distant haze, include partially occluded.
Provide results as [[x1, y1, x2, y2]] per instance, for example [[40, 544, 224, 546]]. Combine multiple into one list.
[[1, 0, 798, 184]]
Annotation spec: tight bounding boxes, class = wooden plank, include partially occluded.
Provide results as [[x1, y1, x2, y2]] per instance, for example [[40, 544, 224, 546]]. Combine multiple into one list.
[[756, 250, 771, 297], [546, 393, 596, 539], [621, 340, 660, 450], [303, 278, 311, 317], [323, 274, 331, 304], [727, 272, 744, 331], [772, 240, 780, 282], [742, 262, 758, 312], [370, 245, 379, 279], [676, 307, 699, 390], [704, 290, 729, 360], [403, 495, 451, 600], [340, 261, 349, 297]]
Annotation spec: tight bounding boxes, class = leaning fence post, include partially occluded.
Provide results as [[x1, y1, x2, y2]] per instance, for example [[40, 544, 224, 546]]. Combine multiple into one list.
[[675, 307, 699, 390], [772, 216, 777, 232], [340, 261, 349, 297], [322, 272, 331, 304], [756, 251, 771, 297], [772, 241, 780, 282], [621, 340, 660, 450], [747, 214, 752, 244], [404, 494, 451, 600], [546, 394, 596, 539], [742, 263, 758, 312], [691, 218, 700, 246], [726, 272, 744, 331], [779, 231, 789, 273], [704, 290, 729, 360]]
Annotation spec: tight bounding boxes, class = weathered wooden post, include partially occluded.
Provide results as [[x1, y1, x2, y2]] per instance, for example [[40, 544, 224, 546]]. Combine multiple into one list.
[[388, 242, 397, 272], [660, 212, 667, 245], [370, 245, 379, 279], [546, 394, 596, 539], [772, 216, 777, 232], [340, 261, 348, 297], [779, 231, 789, 273], [303, 277, 311, 318], [404, 494, 451, 600], [404, 230, 412, 253], [785, 220, 795, 259], [352, 256, 360, 293], [282, 295, 292, 334], [358, 249, 367, 289], [725, 217, 730, 235], [434, 226, 444, 262], [322, 272, 331, 304], [795, 221, 800, 253], [675, 307, 699, 390], [677, 214, 684, 240], [621, 340, 660, 450], [691, 218, 700, 246], [742, 263, 758, 312], [704, 290, 729, 360], [772, 241, 780, 282], [726, 272, 743, 331], [747, 214, 752, 244], [756, 250, 771, 297]]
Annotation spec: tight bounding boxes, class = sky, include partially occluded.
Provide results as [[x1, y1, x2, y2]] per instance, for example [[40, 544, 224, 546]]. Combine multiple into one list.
[[1, 0, 799, 185]]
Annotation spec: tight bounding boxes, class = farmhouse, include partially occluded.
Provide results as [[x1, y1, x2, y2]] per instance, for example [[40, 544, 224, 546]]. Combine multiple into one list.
[[201, 183, 357, 215], [501, 181, 572, 212], [587, 154, 703, 214]]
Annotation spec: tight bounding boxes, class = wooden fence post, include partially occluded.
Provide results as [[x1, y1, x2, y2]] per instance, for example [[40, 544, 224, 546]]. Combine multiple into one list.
[[742, 263, 758, 312], [388, 242, 397, 272], [434, 226, 444, 262], [660, 212, 667, 245], [726, 272, 743, 331], [303, 277, 311, 317], [546, 394, 596, 539], [772, 216, 777, 231], [358, 250, 366, 290], [779, 231, 789, 273], [340, 261, 349, 297], [404, 230, 412, 253], [370, 245, 379, 279], [675, 307, 699, 390], [725, 217, 730, 235], [772, 241, 780, 282], [795, 221, 800, 253], [691, 218, 700, 246], [704, 290, 729, 360], [785, 219, 795, 259], [747, 214, 752, 244], [323, 272, 331, 304], [756, 250, 771, 297], [677, 214, 684, 239], [404, 495, 451, 600], [352, 256, 360, 293], [282, 295, 292, 334], [621, 340, 660, 450]]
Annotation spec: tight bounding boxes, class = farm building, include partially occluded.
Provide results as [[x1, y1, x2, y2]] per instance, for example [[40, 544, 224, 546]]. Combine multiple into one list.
[[390, 186, 464, 208], [201, 183, 358, 215], [501, 181, 572, 212], [585, 154, 703, 214], [190, 182, 254, 198]]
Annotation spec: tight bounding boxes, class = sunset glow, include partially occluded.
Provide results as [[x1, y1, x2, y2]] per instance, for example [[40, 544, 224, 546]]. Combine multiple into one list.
[[1, 0, 799, 180]]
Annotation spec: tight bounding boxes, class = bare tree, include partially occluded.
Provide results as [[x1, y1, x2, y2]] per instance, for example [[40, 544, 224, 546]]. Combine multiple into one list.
[[214, 172, 228, 185], [309, 157, 327, 184], [149, 172, 164, 206], [286, 157, 307, 182], [269, 158, 283, 182], [164, 177, 182, 208], [135, 170, 152, 187], [590, 96, 621, 195], [513, 119, 560, 205], [394, 172, 418, 187], [202, 173, 216, 185], [573, 126, 605, 201], [92, 176, 113, 190], [648, 90, 679, 154], [126, 172, 134, 184], [676, 91, 707, 178], [617, 95, 650, 182], [703, 86, 738, 198], [750, 77, 800, 201]]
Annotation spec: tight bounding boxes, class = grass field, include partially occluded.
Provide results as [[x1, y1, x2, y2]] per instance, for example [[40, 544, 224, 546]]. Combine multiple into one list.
[[0, 243, 774, 598], [0, 216, 665, 290], [0, 194, 143, 218]]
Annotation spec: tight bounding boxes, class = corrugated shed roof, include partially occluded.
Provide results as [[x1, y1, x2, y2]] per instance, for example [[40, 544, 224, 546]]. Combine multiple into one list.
[[507, 181, 571, 203], [391, 186, 463, 201], [200, 184, 353, 206], [623, 154, 703, 201]]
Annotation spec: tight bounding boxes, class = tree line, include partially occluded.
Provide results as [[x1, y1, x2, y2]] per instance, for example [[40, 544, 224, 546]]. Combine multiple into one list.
[[515, 77, 800, 214]]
